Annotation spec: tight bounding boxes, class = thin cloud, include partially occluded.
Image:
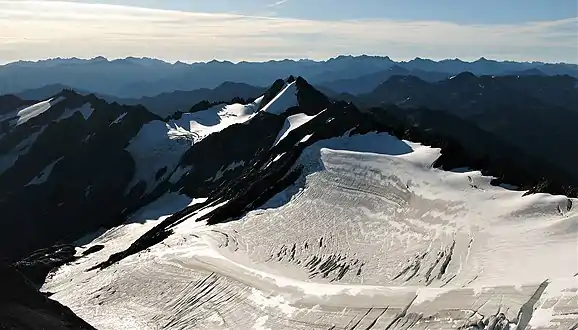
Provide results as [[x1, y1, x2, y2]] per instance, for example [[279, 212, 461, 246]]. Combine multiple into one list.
[[267, 0, 291, 7], [0, 1, 576, 64]]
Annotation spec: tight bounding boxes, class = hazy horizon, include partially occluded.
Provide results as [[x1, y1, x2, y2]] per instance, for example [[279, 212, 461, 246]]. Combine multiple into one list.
[[1, 0, 576, 65], [1, 54, 576, 67]]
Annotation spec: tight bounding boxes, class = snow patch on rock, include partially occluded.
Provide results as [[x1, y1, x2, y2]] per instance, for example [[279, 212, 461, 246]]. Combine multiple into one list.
[[14, 96, 65, 126], [26, 157, 63, 185], [56, 103, 94, 122], [109, 112, 127, 126], [272, 111, 323, 148], [0, 126, 46, 175]]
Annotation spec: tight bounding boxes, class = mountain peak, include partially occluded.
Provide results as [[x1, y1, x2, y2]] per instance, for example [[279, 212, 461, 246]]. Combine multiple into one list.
[[449, 71, 478, 81], [90, 56, 108, 62], [294, 76, 331, 115], [258, 79, 287, 111]]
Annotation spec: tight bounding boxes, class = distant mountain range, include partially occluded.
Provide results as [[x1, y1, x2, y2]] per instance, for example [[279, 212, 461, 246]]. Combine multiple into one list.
[[1, 55, 577, 98]]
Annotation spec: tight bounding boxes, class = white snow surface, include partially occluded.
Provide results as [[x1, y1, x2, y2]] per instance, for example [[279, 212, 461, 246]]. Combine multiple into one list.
[[55, 103, 94, 122], [14, 97, 65, 125], [260, 81, 298, 115], [167, 98, 263, 143], [44, 132, 578, 329], [272, 111, 321, 147]]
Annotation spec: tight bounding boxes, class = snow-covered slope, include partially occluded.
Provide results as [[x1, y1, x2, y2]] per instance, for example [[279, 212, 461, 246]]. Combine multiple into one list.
[[43, 130, 578, 330], [167, 97, 264, 143], [272, 111, 320, 147], [125, 97, 264, 193]]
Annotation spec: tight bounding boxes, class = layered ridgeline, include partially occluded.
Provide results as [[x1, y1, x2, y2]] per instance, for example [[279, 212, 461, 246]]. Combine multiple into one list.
[[2, 55, 577, 98], [1, 77, 577, 329]]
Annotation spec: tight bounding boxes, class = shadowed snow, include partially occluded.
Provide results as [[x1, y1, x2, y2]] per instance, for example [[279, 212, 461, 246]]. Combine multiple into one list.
[[14, 96, 65, 126]]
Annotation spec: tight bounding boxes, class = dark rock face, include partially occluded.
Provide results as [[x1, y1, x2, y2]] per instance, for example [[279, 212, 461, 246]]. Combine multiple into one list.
[[0, 91, 161, 261], [0, 94, 36, 116], [258, 79, 286, 111], [12, 244, 77, 287], [0, 262, 95, 330]]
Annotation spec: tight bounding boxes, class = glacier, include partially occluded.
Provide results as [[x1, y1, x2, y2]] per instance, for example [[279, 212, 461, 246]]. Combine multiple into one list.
[[42, 131, 578, 330]]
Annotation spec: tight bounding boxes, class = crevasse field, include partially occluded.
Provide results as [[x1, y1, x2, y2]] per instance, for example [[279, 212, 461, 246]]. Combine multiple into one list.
[[43, 126, 578, 329]]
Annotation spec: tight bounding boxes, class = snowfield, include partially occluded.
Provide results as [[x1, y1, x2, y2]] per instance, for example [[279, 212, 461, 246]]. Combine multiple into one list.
[[43, 132, 578, 329], [272, 111, 322, 148], [125, 97, 264, 194]]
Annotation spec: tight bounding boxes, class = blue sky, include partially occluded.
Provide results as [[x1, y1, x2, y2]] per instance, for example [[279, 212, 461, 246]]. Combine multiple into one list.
[[0, 0, 576, 64], [61, 0, 577, 23]]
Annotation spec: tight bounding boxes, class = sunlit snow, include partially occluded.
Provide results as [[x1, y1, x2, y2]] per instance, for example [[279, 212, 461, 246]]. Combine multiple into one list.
[[272, 111, 322, 147], [44, 131, 578, 329]]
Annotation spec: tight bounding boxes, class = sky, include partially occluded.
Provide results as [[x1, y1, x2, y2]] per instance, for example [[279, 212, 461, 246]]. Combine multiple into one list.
[[0, 0, 576, 64]]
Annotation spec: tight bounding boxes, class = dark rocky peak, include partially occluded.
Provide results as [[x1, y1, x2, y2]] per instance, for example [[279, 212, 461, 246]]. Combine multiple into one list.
[[473, 57, 499, 65], [206, 59, 234, 66], [54, 88, 82, 100], [0, 94, 35, 115], [89, 56, 108, 62], [294, 76, 331, 115], [258, 79, 286, 111], [173, 60, 189, 67], [447, 71, 478, 83], [410, 57, 436, 64]]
